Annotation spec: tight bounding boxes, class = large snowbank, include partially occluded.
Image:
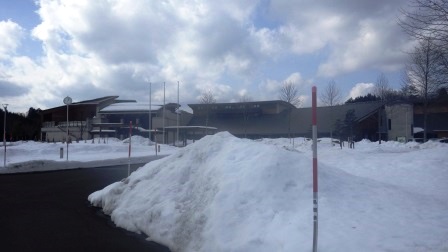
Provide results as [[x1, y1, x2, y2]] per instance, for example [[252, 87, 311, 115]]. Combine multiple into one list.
[[89, 132, 448, 252]]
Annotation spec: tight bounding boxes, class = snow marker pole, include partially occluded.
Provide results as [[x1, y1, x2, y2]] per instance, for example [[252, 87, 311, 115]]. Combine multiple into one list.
[[312, 86, 318, 252], [128, 121, 132, 176]]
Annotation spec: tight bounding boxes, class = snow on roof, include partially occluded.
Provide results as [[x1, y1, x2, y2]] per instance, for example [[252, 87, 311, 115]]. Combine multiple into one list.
[[99, 102, 161, 113], [413, 127, 424, 133], [164, 126, 218, 130]]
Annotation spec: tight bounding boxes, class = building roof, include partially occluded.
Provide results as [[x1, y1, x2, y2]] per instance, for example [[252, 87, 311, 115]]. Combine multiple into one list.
[[188, 100, 296, 116], [99, 102, 162, 114], [41, 96, 119, 113], [72, 96, 119, 105], [188, 100, 295, 109]]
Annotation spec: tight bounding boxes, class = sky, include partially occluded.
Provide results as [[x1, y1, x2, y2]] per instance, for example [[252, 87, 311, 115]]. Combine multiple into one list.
[[0, 0, 417, 113], [2, 133, 447, 251]]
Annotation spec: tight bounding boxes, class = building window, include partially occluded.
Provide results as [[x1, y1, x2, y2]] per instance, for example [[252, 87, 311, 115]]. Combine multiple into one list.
[[388, 119, 391, 130]]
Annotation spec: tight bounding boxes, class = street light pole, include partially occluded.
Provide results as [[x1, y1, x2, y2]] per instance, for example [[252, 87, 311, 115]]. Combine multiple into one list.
[[163, 82, 165, 144], [177, 81, 179, 146], [2, 104, 8, 167], [63, 96, 72, 161], [149, 82, 158, 155], [149, 82, 152, 145]]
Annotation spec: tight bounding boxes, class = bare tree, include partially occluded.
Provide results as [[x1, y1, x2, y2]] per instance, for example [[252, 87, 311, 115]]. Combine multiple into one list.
[[320, 80, 341, 145], [373, 73, 392, 144], [279, 81, 301, 140], [199, 90, 217, 104], [374, 73, 392, 101], [320, 80, 341, 106], [239, 95, 253, 102], [199, 90, 216, 135], [406, 38, 446, 141], [399, 0, 448, 45], [239, 95, 253, 138], [279, 81, 301, 107], [399, 0, 448, 76]]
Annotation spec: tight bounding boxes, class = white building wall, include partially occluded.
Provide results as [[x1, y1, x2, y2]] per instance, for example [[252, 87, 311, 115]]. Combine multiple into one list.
[[385, 104, 413, 142]]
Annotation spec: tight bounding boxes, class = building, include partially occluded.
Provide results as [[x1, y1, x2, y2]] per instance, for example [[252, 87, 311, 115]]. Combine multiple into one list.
[[188, 100, 296, 139], [41, 96, 118, 142], [40, 96, 192, 143], [385, 103, 414, 142], [413, 100, 448, 139], [188, 100, 401, 141], [41, 96, 446, 144]]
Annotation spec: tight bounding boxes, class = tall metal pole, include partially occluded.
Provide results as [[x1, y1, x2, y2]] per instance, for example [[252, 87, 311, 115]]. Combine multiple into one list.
[[163, 82, 165, 144], [3, 104, 8, 167], [66, 103, 69, 161], [128, 121, 132, 176], [149, 82, 152, 145], [311, 86, 319, 252], [177, 81, 179, 146], [150, 82, 158, 155], [63, 96, 72, 161]]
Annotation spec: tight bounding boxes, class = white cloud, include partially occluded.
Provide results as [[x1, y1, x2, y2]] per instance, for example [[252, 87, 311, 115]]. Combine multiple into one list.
[[347, 82, 374, 100], [268, 0, 411, 77], [285, 72, 302, 84], [256, 72, 313, 104], [0, 20, 24, 59], [0, 0, 415, 112], [317, 18, 414, 77]]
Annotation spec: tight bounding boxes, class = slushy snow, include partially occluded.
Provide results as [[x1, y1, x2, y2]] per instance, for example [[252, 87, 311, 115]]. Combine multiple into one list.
[[88, 132, 448, 252]]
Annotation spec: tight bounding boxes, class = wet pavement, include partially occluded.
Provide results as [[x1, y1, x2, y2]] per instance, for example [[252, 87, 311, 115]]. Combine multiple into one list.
[[0, 164, 171, 252]]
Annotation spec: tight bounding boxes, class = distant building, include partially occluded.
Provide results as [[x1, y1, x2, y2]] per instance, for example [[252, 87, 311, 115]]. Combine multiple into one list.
[[385, 103, 414, 142], [40, 96, 192, 143], [188, 100, 394, 141], [41, 96, 118, 142], [413, 100, 448, 139], [40, 96, 447, 144]]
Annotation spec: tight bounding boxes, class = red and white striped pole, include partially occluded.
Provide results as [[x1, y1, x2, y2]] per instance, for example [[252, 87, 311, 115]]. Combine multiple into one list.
[[128, 121, 132, 176], [312, 86, 318, 252]]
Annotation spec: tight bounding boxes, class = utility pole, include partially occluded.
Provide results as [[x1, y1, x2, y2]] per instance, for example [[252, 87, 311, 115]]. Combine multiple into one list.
[[311, 86, 318, 252], [177, 81, 180, 146], [149, 82, 152, 144], [163, 82, 165, 144], [63, 96, 72, 161], [2, 104, 8, 167]]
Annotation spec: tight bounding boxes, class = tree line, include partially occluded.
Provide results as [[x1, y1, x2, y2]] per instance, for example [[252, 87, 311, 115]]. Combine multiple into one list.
[[0, 107, 42, 141]]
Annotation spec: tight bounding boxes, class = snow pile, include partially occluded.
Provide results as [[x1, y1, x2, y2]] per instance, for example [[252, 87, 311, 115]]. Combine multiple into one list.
[[122, 135, 154, 145], [89, 132, 448, 252]]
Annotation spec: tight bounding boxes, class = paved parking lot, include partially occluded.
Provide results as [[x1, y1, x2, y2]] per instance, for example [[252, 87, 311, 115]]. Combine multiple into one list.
[[0, 165, 171, 252]]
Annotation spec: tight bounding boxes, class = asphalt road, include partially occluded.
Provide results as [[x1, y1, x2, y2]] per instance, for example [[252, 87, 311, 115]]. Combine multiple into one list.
[[0, 164, 171, 252]]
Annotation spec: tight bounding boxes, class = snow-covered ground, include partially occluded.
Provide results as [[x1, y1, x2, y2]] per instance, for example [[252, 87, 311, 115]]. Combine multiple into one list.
[[0, 136, 178, 173], [2, 132, 448, 251], [87, 132, 448, 252]]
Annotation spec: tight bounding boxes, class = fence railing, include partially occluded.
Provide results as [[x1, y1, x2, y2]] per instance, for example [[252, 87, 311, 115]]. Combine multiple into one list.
[[43, 121, 87, 128], [58, 121, 87, 127]]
